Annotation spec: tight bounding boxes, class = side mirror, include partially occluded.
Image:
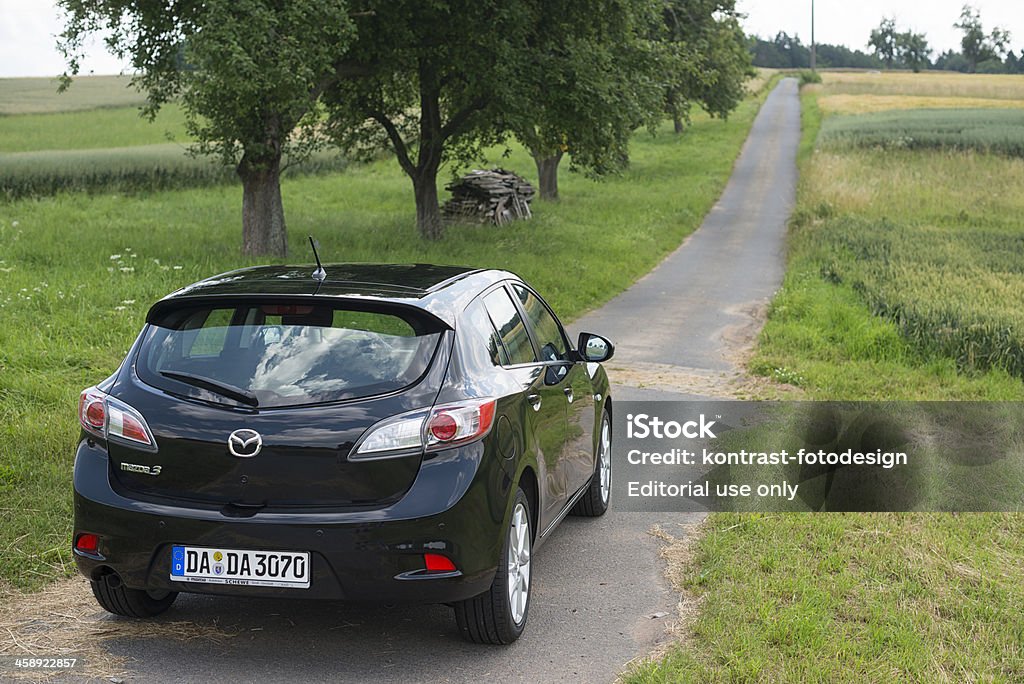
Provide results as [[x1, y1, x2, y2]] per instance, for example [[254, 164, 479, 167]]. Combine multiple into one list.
[[577, 332, 614, 363]]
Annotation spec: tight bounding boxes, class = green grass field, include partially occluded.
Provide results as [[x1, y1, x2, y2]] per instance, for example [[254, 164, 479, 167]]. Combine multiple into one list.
[[0, 144, 348, 200], [0, 75, 146, 115], [821, 107, 1024, 156], [0, 85, 775, 591], [754, 95, 1024, 400], [0, 97, 353, 200], [0, 104, 189, 152], [624, 74, 1024, 683]]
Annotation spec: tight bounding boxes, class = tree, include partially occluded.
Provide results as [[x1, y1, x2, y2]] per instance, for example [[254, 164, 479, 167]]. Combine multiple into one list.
[[748, 35, 881, 69], [660, 0, 754, 134], [896, 31, 932, 72], [934, 49, 970, 72], [954, 4, 1011, 72], [59, 1, 356, 257], [326, 0, 540, 239], [868, 18, 898, 68], [1006, 50, 1022, 74], [510, 0, 662, 200]]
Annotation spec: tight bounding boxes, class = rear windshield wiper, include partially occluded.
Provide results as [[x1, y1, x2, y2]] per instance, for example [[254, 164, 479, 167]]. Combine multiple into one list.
[[159, 371, 259, 407]]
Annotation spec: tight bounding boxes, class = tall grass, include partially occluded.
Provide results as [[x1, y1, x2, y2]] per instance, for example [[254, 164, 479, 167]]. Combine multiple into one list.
[[821, 108, 1024, 156], [808, 211, 1024, 378], [817, 93, 1024, 115], [755, 91, 1024, 399], [0, 145, 349, 200], [817, 70, 1024, 100]]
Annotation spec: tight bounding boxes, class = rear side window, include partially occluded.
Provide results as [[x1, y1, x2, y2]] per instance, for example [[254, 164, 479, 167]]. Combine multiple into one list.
[[512, 284, 569, 363], [138, 301, 444, 408], [461, 300, 510, 367], [483, 288, 537, 365]]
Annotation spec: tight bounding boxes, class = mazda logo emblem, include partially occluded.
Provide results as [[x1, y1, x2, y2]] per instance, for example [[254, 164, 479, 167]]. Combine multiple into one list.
[[228, 429, 262, 458]]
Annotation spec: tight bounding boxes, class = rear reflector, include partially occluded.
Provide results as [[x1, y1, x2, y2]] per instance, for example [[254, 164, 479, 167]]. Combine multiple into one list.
[[423, 553, 457, 572], [75, 533, 99, 554]]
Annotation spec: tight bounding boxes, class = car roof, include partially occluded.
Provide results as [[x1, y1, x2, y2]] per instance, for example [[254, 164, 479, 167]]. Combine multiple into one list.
[[147, 263, 522, 328]]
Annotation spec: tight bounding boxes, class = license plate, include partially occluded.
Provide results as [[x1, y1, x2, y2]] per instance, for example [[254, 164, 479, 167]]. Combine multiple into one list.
[[170, 545, 310, 589]]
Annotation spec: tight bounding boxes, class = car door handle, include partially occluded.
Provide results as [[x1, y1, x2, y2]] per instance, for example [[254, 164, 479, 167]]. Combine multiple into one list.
[[563, 387, 574, 403], [527, 394, 542, 411]]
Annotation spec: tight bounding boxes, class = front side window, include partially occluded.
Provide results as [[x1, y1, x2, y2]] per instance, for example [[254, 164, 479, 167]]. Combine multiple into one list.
[[138, 301, 444, 408], [512, 284, 569, 363]]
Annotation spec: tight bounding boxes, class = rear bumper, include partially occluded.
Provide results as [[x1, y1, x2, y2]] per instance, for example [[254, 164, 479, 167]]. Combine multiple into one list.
[[73, 438, 513, 604]]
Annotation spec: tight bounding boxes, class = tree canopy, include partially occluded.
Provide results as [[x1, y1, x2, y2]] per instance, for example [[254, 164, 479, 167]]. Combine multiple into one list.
[[868, 18, 898, 68], [507, 0, 663, 200], [60, 0, 759, 245], [660, 0, 753, 134], [954, 4, 1011, 73], [59, 0, 356, 256], [324, 0, 537, 238]]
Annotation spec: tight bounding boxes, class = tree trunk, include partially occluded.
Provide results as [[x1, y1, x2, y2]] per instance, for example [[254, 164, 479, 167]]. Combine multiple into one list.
[[667, 89, 684, 135], [239, 155, 287, 257], [412, 173, 443, 240], [533, 151, 563, 201]]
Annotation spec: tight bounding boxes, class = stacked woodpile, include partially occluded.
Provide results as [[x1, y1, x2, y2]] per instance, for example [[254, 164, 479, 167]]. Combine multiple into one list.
[[442, 169, 535, 225]]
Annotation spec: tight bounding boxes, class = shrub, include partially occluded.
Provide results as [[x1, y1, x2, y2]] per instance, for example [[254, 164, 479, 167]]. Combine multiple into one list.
[[799, 70, 823, 87]]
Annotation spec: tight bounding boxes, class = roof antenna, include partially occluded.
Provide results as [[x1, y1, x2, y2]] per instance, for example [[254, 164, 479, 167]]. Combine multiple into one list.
[[308, 236, 327, 282]]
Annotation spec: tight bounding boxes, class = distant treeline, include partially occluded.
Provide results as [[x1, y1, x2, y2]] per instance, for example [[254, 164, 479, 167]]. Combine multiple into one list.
[[749, 33, 1024, 74]]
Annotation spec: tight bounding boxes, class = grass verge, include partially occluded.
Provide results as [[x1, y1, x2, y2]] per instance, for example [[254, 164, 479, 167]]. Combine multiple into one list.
[[627, 513, 1024, 683], [0, 85, 777, 591]]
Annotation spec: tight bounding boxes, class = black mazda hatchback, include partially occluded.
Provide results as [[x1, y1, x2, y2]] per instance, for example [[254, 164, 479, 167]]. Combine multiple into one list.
[[73, 262, 614, 644]]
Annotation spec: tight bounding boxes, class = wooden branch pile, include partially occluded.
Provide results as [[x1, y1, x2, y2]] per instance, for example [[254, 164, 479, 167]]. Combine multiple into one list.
[[442, 169, 535, 225]]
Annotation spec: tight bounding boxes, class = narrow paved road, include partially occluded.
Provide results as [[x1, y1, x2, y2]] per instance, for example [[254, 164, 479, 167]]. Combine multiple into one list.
[[102, 79, 800, 684]]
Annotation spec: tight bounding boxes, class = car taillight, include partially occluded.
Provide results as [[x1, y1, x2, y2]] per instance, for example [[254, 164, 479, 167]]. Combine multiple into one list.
[[78, 386, 157, 450], [352, 398, 497, 459], [352, 409, 431, 458], [425, 400, 496, 450], [107, 403, 153, 446], [79, 388, 107, 437]]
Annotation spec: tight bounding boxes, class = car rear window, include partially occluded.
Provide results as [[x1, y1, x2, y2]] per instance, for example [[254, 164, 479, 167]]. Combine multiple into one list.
[[137, 301, 445, 408]]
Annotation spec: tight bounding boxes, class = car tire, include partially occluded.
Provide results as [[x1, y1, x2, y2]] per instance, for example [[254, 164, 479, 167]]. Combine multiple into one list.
[[90, 574, 178, 618], [570, 409, 611, 517], [454, 487, 532, 644]]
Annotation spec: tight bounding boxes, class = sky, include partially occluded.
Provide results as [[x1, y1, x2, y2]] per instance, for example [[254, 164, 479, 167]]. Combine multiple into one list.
[[1, 0, 1023, 78], [740, 0, 1024, 55]]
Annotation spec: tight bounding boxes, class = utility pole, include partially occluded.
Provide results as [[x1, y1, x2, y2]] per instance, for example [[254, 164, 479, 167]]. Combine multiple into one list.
[[811, 0, 817, 70]]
